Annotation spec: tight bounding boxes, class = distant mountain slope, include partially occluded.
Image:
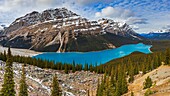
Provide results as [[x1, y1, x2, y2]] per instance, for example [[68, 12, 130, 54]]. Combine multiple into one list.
[[140, 31, 170, 40], [0, 8, 144, 52]]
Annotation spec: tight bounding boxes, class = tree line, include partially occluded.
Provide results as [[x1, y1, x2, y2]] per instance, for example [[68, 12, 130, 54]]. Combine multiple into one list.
[[0, 51, 99, 74]]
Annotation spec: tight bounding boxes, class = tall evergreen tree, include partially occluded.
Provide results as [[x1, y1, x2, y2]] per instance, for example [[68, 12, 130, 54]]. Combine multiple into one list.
[[128, 59, 134, 83], [121, 74, 128, 94], [165, 48, 170, 65], [0, 47, 16, 96], [3, 51, 7, 61], [84, 64, 89, 71], [143, 76, 152, 89], [64, 64, 68, 74], [72, 61, 76, 73], [51, 74, 61, 96], [89, 64, 93, 72], [19, 65, 28, 96], [114, 80, 121, 96]]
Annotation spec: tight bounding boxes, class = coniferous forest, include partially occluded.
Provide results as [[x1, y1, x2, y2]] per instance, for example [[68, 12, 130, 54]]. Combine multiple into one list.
[[96, 49, 170, 96]]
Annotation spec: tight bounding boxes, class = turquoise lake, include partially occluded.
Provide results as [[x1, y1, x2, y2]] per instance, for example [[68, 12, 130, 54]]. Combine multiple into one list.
[[34, 43, 152, 65]]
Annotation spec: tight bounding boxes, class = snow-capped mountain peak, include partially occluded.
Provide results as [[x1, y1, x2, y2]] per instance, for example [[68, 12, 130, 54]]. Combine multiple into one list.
[[1, 8, 143, 52]]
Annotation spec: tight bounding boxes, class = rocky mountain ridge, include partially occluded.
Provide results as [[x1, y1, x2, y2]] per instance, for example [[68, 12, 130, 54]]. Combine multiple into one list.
[[0, 8, 143, 52]]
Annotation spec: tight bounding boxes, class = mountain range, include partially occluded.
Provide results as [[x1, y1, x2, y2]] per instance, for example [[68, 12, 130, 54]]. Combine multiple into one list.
[[141, 30, 170, 40], [0, 8, 144, 52]]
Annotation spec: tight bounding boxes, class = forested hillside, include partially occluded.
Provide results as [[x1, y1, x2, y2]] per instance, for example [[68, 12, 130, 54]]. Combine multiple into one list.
[[96, 49, 170, 96]]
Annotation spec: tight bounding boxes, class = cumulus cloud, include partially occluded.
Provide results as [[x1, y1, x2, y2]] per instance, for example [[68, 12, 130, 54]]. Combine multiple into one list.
[[76, 0, 100, 5], [126, 17, 148, 25], [95, 6, 148, 26], [129, 25, 139, 30], [162, 25, 170, 29], [0, 0, 100, 25], [0, 0, 61, 12], [0, 0, 74, 24], [76, 0, 112, 5], [95, 6, 134, 19]]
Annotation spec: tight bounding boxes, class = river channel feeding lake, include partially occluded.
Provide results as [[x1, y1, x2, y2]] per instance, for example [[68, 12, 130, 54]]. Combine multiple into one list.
[[34, 43, 152, 65]]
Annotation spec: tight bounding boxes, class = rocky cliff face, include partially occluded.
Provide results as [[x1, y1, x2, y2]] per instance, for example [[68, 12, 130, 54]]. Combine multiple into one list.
[[0, 8, 143, 52]]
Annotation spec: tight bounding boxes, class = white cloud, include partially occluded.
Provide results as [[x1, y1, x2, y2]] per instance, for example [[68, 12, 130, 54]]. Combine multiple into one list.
[[126, 17, 147, 25], [95, 6, 134, 19], [0, 0, 70, 24], [162, 25, 170, 29], [75, 0, 112, 5], [76, 0, 100, 5], [0, 0, 99, 25], [95, 6, 147, 30]]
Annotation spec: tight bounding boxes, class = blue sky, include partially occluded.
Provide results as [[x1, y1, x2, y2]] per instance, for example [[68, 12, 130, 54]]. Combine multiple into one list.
[[0, 0, 170, 33]]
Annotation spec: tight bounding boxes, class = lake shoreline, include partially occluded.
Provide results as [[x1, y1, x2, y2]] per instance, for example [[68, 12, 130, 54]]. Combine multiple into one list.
[[34, 43, 152, 65]]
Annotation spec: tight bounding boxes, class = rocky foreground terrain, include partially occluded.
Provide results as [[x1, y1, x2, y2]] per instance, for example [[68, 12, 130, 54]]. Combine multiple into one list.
[[0, 60, 170, 96], [0, 60, 102, 96]]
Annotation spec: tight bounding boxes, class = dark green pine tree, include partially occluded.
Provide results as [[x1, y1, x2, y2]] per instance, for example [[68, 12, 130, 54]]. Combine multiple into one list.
[[3, 50, 7, 61], [72, 61, 76, 73], [89, 64, 93, 72], [51, 74, 61, 96], [143, 76, 152, 89], [84, 64, 89, 71], [121, 74, 128, 94], [128, 59, 134, 83], [96, 77, 104, 96], [114, 80, 121, 96], [19, 65, 28, 96], [165, 48, 170, 65], [96, 78, 100, 96], [64, 64, 68, 74], [115, 66, 122, 96], [0, 47, 16, 96]]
